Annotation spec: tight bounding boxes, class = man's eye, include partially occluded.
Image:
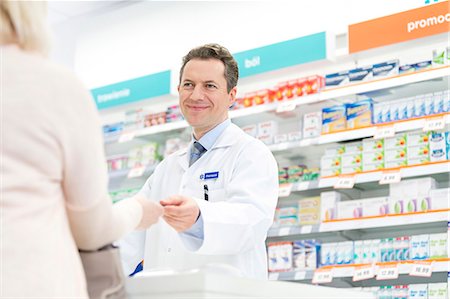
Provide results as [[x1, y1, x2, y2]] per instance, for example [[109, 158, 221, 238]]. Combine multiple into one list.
[[183, 82, 193, 88], [206, 83, 217, 89]]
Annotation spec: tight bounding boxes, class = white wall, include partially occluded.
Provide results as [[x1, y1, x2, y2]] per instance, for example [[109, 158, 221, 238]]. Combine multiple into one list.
[[50, 0, 429, 89]]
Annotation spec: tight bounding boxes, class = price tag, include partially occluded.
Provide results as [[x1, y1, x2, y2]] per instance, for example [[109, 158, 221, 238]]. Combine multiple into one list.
[[379, 170, 401, 185], [312, 268, 333, 284], [300, 225, 313, 234], [278, 227, 291, 236], [352, 265, 375, 281], [118, 131, 136, 143], [409, 261, 433, 277], [374, 125, 395, 139], [127, 166, 145, 178], [424, 116, 445, 131], [276, 101, 297, 113], [268, 272, 279, 280], [278, 184, 293, 197], [376, 264, 399, 280], [294, 271, 306, 280], [333, 175, 355, 189]]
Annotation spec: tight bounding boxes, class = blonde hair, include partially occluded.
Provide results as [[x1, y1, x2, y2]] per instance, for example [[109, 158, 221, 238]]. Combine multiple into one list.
[[0, 1, 51, 55]]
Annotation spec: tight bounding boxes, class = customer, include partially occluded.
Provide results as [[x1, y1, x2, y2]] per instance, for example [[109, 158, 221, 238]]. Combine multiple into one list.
[[0, 1, 163, 298], [121, 43, 279, 279]]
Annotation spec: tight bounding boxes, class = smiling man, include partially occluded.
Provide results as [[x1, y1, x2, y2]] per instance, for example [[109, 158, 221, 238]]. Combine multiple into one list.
[[121, 44, 279, 280]]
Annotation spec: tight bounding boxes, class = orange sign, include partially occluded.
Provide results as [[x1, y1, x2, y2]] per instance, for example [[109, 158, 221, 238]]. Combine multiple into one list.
[[349, 1, 450, 53]]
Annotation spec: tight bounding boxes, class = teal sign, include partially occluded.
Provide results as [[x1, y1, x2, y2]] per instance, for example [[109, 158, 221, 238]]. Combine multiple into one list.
[[234, 32, 328, 78], [91, 70, 171, 110]]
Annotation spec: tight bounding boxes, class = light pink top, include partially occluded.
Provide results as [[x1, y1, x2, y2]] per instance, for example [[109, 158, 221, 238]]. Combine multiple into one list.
[[1, 45, 142, 298]]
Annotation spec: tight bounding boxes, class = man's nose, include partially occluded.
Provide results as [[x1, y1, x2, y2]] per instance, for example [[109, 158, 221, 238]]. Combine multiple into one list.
[[190, 85, 205, 100]]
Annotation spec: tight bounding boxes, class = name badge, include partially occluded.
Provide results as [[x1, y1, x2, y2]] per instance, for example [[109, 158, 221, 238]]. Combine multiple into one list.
[[200, 171, 219, 180]]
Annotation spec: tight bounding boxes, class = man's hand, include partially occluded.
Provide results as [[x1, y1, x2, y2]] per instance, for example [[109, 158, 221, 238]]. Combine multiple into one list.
[[160, 195, 200, 232]]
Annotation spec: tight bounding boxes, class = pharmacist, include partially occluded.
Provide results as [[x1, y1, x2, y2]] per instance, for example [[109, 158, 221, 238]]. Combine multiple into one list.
[[120, 43, 279, 279]]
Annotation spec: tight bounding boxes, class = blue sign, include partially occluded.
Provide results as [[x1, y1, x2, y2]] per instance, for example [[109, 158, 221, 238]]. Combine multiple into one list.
[[233, 32, 328, 78], [91, 70, 171, 110]]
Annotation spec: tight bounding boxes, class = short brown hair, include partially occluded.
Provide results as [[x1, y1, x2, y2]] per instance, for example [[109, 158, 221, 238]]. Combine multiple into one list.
[[179, 43, 239, 93]]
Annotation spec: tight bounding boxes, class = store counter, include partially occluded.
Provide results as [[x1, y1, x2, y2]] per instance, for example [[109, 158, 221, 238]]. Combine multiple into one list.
[[126, 269, 375, 298]]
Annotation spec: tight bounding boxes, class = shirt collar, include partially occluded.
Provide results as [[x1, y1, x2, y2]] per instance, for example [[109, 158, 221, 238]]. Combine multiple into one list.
[[192, 119, 231, 151]]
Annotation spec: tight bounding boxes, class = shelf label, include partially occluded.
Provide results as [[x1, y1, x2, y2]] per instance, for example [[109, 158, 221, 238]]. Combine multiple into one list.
[[278, 184, 293, 197], [379, 170, 401, 185], [118, 131, 136, 143], [294, 271, 306, 280], [268, 272, 279, 280], [409, 261, 433, 277], [127, 166, 145, 178], [276, 101, 297, 113], [334, 175, 355, 189], [353, 265, 375, 281], [278, 227, 291, 236], [312, 268, 333, 284], [376, 264, 399, 280], [424, 116, 445, 132], [374, 125, 395, 139]]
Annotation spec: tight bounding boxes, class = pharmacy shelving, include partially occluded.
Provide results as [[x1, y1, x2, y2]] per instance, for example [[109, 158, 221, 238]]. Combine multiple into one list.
[[268, 258, 450, 283], [269, 113, 450, 153], [268, 209, 450, 238], [103, 66, 449, 145], [276, 160, 450, 197]]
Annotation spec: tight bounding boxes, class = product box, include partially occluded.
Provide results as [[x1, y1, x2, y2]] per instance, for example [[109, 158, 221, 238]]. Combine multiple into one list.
[[369, 239, 381, 263], [424, 93, 436, 115], [335, 241, 354, 265], [432, 47, 448, 66], [346, 99, 374, 129], [322, 105, 347, 133], [385, 148, 407, 162], [303, 111, 322, 138], [348, 66, 373, 82], [429, 132, 447, 162], [410, 235, 430, 260], [409, 284, 428, 299], [337, 200, 363, 219], [373, 103, 384, 124], [325, 70, 349, 87], [273, 133, 288, 144], [257, 121, 278, 145], [362, 163, 385, 172], [407, 131, 430, 147], [353, 241, 364, 264], [429, 233, 447, 259], [434, 91, 444, 114], [394, 236, 410, 261], [320, 191, 341, 221], [344, 141, 363, 153], [428, 283, 448, 299], [242, 124, 258, 137], [362, 150, 384, 166], [429, 188, 450, 210], [390, 177, 437, 203], [341, 152, 362, 168], [324, 144, 346, 156], [321, 155, 341, 170], [363, 138, 384, 152], [414, 96, 426, 118], [361, 197, 389, 217], [292, 240, 305, 270], [385, 160, 408, 168], [414, 60, 433, 71], [320, 243, 336, 266], [399, 63, 415, 74], [297, 197, 321, 225], [384, 134, 407, 149], [320, 168, 342, 177], [389, 197, 405, 215], [304, 239, 321, 269], [380, 238, 395, 262], [446, 132, 450, 159], [341, 166, 363, 174], [407, 145, 430, 160], [372, 60, 399, 78]]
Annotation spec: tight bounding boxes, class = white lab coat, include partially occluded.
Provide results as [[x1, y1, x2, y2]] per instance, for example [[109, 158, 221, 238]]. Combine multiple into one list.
[[120, 123, 279, 279]]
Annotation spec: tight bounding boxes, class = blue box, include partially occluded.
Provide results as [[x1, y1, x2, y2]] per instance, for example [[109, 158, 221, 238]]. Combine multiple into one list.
[[372, 60, 399, 78], [348, 66, 372, 82], [325, 71, 349, 87]]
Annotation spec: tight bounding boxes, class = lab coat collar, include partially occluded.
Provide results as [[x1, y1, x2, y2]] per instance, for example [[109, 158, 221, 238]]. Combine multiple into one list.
[[175, 123, 240, 170]]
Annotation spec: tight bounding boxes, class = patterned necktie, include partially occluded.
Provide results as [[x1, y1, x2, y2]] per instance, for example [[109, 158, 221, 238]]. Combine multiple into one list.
[[189, 141, 207, 166]]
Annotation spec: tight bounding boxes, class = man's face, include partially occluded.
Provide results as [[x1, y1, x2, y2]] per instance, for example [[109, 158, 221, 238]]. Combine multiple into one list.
[[178, 58, 236, 138]]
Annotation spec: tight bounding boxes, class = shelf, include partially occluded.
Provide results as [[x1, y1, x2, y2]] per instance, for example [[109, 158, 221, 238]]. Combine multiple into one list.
[[104, 67, 449, 144], [320, 66, 449, 100], [270, 113, 450, 153], [108, 164, 157, 181], [269, 259, 450, 282], [318, 161, 450, 189], [268, 209, 450, 238]]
